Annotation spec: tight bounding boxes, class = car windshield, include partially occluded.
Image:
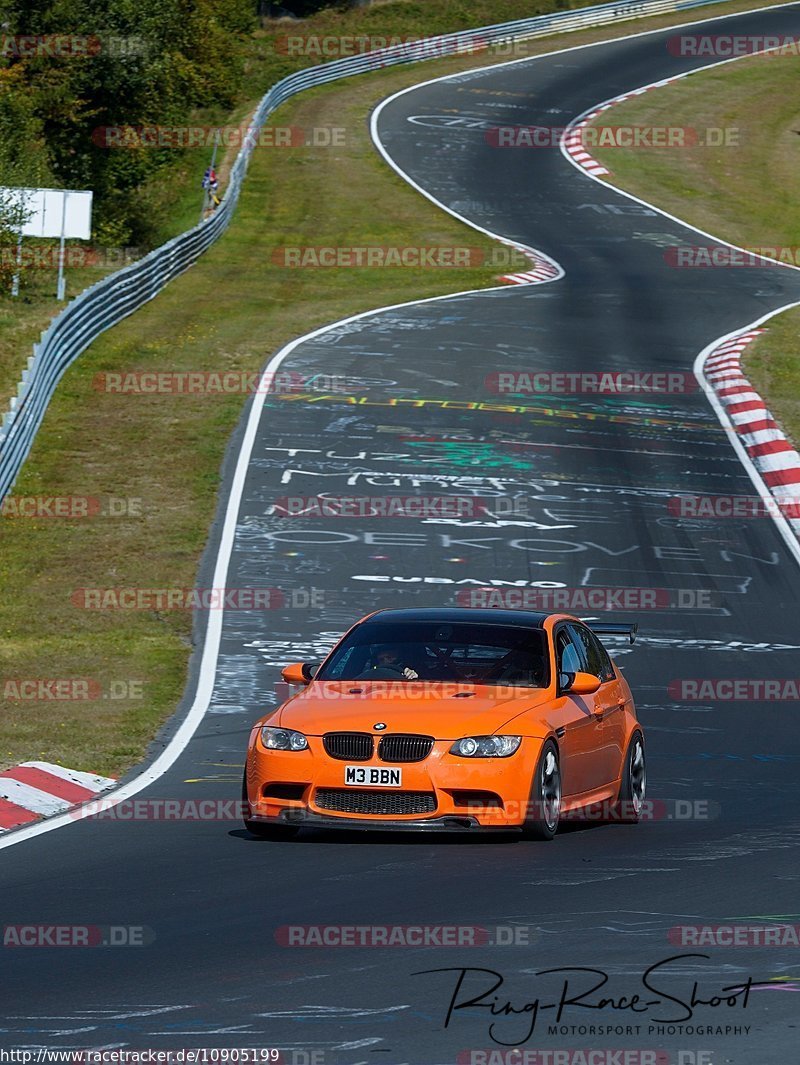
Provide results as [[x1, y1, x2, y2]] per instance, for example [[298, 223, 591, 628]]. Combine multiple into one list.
[[317, 619, 549, 688]]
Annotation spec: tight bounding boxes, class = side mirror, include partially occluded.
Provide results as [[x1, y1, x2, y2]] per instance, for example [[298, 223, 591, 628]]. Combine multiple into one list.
[[565, 671, 601, 696], [281, 662, 317, 686]]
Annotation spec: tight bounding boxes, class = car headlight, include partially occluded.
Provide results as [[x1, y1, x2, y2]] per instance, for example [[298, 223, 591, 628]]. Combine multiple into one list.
[[449, 735, 522, 758], [261, 726, 309, 751]]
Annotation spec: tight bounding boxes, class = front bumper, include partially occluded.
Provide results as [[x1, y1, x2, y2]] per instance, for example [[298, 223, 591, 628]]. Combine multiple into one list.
[[248, 810, 521, 832], [245, 734, 540, 830]]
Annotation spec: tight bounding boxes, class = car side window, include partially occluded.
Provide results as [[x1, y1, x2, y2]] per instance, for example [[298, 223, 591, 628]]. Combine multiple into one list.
[[568, 623, 615, 682], [556, 626, 587, 679], [592, 631, 616, 683]]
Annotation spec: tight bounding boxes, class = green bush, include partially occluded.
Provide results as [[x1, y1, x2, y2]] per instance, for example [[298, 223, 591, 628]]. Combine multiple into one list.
[[0, 0, 255, 246]]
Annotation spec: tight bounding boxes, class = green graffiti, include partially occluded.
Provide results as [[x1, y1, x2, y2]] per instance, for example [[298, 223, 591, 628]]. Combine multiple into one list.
[[404, 440, 532, 469]]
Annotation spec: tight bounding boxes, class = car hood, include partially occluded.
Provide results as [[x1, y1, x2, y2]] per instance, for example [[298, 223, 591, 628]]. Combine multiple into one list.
[[273, 681, 553, 738]]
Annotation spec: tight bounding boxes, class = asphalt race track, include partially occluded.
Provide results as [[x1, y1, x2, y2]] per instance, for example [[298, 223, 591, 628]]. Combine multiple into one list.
[[3, 5, 800, 1063]]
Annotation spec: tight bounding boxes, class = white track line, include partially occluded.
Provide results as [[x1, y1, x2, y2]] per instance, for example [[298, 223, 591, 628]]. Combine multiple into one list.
[[694, 317, 800, 566], [3, 2, 799, 851], [370, 104, 564, 285]]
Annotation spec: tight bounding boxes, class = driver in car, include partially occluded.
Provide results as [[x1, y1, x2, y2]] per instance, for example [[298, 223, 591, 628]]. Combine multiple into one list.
[[358, 644, 420, 680]]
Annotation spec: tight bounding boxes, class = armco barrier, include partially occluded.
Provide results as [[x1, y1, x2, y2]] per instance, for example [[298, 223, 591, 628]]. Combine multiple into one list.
[[0, 0, 732, 502]]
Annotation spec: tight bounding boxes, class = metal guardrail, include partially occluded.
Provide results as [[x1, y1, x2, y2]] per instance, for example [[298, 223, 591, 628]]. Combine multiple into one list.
[[0, 0, 731, 502]]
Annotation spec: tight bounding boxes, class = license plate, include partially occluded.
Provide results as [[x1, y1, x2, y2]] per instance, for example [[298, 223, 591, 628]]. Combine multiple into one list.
[[345, 766, 402, 787]]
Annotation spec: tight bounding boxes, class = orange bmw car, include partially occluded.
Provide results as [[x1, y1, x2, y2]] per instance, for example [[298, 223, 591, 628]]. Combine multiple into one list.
[[242, 608, 645, 840]]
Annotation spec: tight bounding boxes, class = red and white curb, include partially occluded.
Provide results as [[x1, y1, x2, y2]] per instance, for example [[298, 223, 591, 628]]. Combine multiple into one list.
[[0, 762, 116, 832], [500, 245, 563, 285], [563, 107, 611, 176], [563, 77, 681, 178], [703, 329, 800, 532]]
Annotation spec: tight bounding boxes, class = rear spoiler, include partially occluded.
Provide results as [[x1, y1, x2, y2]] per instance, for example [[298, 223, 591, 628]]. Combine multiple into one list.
[[587, 621, 638, 645]]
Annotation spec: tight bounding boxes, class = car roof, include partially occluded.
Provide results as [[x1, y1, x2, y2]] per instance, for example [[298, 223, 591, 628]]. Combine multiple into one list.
[[366, 607, 550, 629]]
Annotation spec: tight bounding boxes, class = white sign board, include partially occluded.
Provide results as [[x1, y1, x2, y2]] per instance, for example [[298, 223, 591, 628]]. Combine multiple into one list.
[[0, 187, 93, 239]]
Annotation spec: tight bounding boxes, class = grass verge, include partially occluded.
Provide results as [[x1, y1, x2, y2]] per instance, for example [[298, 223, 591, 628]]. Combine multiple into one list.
[[0, 0, 792, 775]]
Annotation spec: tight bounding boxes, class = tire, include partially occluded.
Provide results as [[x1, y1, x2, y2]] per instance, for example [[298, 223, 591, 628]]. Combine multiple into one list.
[[615, 732, 646, 824], [241, 769, 300, 840], [522, 740, 561, 841]]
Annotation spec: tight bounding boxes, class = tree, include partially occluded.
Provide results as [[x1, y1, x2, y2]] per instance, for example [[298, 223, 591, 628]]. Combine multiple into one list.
[[1, 0, 255, 246]]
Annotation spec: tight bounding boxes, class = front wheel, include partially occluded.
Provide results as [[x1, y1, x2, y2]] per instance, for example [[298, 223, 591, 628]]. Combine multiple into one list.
[[615, 732, 646, 823], [242, 769, 300, 840], [522, 740, 561, 841]]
